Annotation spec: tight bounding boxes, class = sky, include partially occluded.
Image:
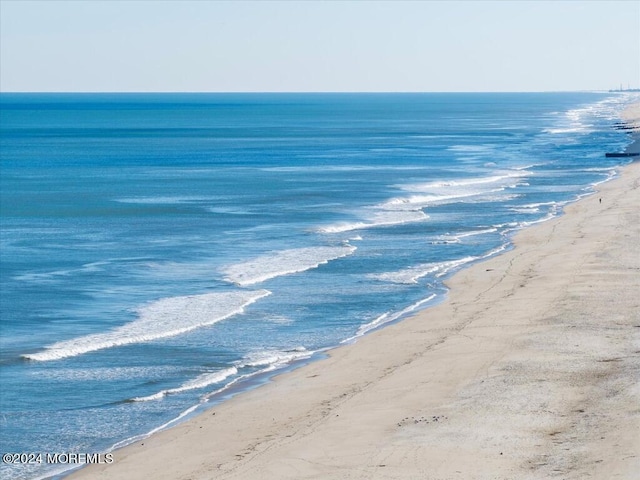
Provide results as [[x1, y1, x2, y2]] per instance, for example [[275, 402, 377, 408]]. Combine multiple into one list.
[[0, 0, 638, 92]]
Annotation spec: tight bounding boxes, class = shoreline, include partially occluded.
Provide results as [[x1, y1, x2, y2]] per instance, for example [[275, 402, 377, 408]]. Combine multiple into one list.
[[69, 109, 640, 480], [620, 102, 640, 154]]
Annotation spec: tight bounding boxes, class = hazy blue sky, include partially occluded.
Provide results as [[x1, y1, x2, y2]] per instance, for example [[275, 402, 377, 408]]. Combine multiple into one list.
[[1, 0, 638, 92]]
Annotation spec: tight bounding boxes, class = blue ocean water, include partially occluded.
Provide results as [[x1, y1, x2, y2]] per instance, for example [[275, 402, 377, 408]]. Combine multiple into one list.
[[0, 92, 637, 479]]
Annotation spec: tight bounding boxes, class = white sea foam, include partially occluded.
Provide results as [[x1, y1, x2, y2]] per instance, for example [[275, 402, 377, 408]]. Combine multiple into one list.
[[372, 265, 441, 284], [382, 189, 503, 210], [352, 294, 438, 338], [197, 347, 316, 401], [544, 127, 591, 134], [318, 210, 428, 233], [382, 171, 529, 211], [483, 243, 509, 258], [509, 199, 561, 214], [112, 402, 202, 450], [399, 172, 527, 191], [435, 227, 499, 244], [543, 95, 640, 135], [510, 207, 541, 214], [238, 347, 312, 369], [23, 290, 271, 362], [372, 242, 510, 286], [517, 203, 563, 227], [121, 347, 314, 454], [220, 246, 357, 286], [319, 171, 528, 234], [513, 163, 545, 171], [132, 367, 239, 402], [371, 256, 478, 285], [591, 173, 617, 187], [581, 167, 618, 173]]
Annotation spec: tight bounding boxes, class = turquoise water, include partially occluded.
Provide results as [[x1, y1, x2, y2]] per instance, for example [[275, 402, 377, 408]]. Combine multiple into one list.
[[0, 92, 636, 479]]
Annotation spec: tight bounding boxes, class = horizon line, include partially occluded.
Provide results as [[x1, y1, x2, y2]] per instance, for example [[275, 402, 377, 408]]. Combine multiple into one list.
[[0, 89, 629, 95]]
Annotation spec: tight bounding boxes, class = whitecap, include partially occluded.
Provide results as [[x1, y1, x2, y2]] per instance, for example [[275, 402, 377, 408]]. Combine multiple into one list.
[[435, 228, 499, 244], [398, 171, 528, 191], [220, 246, 357, 286], [369, 256, 478, 285], [132, 367, 239, 402], [23, 290, 271, 361], [318, 210, 428, 233], [238, 347, 312, 369]]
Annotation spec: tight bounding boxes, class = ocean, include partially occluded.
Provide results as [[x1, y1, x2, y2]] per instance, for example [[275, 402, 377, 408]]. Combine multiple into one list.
[[0, 92, 637, 479]]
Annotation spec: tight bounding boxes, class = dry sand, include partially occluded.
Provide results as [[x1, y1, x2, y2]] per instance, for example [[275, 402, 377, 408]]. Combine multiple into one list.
[[70, 106, 640, 480]]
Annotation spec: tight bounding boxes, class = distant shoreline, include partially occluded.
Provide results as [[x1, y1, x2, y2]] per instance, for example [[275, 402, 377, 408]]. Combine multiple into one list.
[[621, 102, 640, 154]]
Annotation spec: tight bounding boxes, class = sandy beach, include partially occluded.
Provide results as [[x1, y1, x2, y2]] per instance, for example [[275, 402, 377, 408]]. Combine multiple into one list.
[[70, 105, 639, 480]]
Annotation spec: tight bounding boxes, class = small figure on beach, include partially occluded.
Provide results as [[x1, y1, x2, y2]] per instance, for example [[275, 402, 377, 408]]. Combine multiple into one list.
[[599, 198, 602, 204]]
